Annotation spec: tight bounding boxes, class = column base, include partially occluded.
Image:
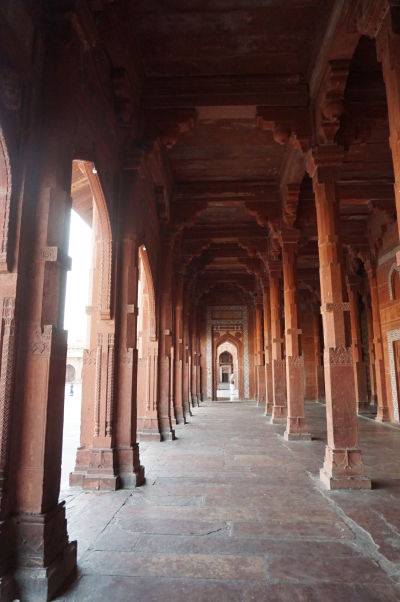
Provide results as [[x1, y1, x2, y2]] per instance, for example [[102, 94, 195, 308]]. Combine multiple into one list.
[[161, 429, 176, 441], [271, 405, 287, 424], [14, 541, 77, 602], [69, 447, 120, 491], [357, 400, 373, 414], [264, 401, 273, 416], [119, 465, 145, 488], [284, 416, 311, 441], [174, 407, 186, 424], [13, 502, 77, 601], [319, 446, 371, 490], [375, 406, 390, 422], [117, 444, 146, 488], [183, 401, 193, 417]]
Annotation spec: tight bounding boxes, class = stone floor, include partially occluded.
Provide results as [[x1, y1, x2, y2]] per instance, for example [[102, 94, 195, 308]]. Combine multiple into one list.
[[56, 401, 400, 601]]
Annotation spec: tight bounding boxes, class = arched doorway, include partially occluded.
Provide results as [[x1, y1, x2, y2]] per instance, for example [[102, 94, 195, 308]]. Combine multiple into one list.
[[136, 244, 159, 439], [65, 160, 115, 490], [215, 340, 239, 400]]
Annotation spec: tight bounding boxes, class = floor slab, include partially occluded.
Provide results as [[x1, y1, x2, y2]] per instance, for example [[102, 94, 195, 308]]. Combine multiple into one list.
[[56, 401, 400, 601]]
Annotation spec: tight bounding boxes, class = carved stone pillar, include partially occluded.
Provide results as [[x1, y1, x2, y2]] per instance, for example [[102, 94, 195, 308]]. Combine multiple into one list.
[[366, 260, 390, 421], [111, 229, 146, 483], [6, 156, 77, 597], [191, 306, 199, 407], [307, 146, 370, 489], [281, 229, 311, 440], [262, 281, 273, 414], [268, 261, 287, 424], [375, 9, 400, 263], [312, 309, 325, 402], [173, 269, 185, 424], [255, 299, 266, 406], [158, 238, 176, 440], [347, 280, 370, 414]]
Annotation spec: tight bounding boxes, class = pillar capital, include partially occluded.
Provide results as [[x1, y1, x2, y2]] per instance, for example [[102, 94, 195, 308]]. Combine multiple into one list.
[[267, 259, 282, 275], [279, 228, 300, 247], [306, 145, 344, 180]]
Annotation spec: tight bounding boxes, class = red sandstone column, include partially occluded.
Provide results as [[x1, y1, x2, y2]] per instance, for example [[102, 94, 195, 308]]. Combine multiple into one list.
[[182, 302, 192, 416], [255, 299, 266, 406], [173, 268, 185, 423], [307, 146, 370, 489], [281, 229, 311, 441], [158, 237, 176, 440], [262, 281, 274, 414], [268, 261, 287, 424], [366, 260, 390, 421], [112, 230, 145, 483], [191, 305, 199, 406], [312, 309, 325, 402], [376, 14, 400, 262], [7, 149, 77, 597], [347, 279, 370, 414]]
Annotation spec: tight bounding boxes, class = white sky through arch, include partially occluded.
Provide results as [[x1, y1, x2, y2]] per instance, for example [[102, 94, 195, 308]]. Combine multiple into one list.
[[64, 209, 93, 347]]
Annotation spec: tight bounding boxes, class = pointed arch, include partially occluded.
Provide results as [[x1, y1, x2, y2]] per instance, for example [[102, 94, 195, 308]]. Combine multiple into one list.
[[73, 160, 113, 320], [0, 126, 12, 271]]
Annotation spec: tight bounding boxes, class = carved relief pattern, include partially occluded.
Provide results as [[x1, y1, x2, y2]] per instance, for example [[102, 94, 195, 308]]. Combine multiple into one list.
[[286, 355, 304, 368], [94, 334, 103, 437], [324, 346, 353, 367], [387, 329, 400, 421], [0, 297, 15, 471], [105, 334, 115, 437], [30, 325, 53, 356], [83, 348, 96, 366], [388, 262, 400, 300], [100, 240, 112, 318]]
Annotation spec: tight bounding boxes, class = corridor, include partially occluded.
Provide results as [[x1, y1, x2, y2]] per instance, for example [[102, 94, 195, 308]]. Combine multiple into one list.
[[57, 402, 400, 601]]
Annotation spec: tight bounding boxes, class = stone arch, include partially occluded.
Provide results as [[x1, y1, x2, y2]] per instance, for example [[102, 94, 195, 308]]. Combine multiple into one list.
[[74, 160, 113, 320], [214, 333, 243, 400], [65, 364, 76, 383], [0, 125, 12, 271], [138, 245, 156, 341], [388, 262, 400, 301], [136, 244, 159, 438]]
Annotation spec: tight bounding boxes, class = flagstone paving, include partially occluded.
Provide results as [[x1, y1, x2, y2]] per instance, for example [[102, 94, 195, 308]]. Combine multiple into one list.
[[56, 401, 400, 601]]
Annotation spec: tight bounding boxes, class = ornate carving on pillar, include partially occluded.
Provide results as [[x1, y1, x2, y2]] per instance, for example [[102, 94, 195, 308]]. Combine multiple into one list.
[[94, 334, 103, 437], [105, 334, 115, 437], [0, 297, 16, 482]]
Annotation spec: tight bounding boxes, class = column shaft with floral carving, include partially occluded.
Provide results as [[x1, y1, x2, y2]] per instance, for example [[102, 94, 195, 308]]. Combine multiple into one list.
[[307, 146, 370, 489], [281, 230, 311, 440]]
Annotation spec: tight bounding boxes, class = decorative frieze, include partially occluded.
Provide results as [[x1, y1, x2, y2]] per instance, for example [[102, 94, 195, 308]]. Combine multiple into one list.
[[324, 346, 353, 367]]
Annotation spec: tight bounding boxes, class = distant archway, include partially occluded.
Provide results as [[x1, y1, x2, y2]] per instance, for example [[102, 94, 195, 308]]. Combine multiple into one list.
[[215, 338, 240, 400]]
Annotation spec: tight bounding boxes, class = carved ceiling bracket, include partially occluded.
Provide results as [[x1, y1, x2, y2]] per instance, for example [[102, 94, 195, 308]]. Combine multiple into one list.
[[143, 108, 198, 149], [316, 60, 351, 144], [256, 107, 311, 153], [282, 183, 301, 229]]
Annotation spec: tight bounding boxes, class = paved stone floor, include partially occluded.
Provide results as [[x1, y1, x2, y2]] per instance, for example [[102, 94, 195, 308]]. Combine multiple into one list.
[[57, 401, 400, 601]]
